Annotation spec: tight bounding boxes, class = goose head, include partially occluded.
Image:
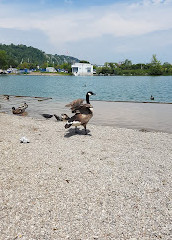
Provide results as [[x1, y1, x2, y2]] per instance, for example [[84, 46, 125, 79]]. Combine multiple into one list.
[[86, 91, 96, 104], [87, 91, 96, 96]]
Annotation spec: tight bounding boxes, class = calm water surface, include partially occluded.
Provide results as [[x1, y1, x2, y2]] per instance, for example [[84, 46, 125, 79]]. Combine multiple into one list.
[[0, 75, 172, 133], [0, 75, 172, 102]]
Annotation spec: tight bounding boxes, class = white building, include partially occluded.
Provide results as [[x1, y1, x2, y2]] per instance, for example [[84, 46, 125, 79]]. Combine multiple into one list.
[[46, 67, 57, 73], [6, 68, 18, 74], [71, 63, 93, 76]]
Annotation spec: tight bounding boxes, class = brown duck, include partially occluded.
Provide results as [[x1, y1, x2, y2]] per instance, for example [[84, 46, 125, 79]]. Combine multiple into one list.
[[12, 102, 28, 114]]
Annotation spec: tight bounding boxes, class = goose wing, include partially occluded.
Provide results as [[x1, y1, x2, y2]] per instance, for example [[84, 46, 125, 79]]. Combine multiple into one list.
[[65, 98, 84, 112], [74, 104, 93, 114]]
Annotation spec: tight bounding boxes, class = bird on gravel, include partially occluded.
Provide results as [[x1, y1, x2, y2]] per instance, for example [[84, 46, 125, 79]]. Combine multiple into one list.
[[64, 91, 96, 134], [12, 107, 26, 114], [12, 102, 28, 114], [41, 114, 53, 119], [54, 113, 70, 122]]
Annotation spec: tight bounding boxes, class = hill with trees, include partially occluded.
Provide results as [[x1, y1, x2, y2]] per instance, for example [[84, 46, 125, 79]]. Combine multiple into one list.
[[0, 44, 79, 69]]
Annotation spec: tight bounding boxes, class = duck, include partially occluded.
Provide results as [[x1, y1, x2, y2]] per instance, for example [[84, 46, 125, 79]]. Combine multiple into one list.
[[12, 102, 28, 115], [12, 106, 26, 114], [3, 95, 9, 100], [65, 91, 96, 134], [150, 95, 154, 100]]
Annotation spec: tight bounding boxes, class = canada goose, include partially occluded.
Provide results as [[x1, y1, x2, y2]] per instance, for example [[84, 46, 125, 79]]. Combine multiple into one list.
[[54, 114, 70, 121], [65, 91, 96, 134], [150, 95, 154, 100]]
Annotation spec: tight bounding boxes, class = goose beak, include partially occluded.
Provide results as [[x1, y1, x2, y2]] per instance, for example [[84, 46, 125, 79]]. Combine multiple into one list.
[[93, 93, 96, 95]]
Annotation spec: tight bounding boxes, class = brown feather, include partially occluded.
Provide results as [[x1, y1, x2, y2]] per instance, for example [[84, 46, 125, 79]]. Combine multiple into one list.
[[65, 98, 84, 112], [12, 107, 25, 114], [65, 92, 95, 134]]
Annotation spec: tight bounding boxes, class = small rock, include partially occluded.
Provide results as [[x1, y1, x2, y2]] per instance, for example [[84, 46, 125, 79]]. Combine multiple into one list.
[[20, 136, 30, 143]]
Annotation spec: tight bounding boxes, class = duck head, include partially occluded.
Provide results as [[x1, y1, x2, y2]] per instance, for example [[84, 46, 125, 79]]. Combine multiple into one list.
[[61, 113, 70, 121]]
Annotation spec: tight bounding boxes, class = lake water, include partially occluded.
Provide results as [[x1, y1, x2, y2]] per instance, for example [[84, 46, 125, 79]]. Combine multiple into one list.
[[0, 75, 172, 133], [0, 75, 172, 102]]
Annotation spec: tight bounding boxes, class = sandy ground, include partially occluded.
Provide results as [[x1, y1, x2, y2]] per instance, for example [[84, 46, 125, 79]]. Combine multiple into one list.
[[27, 72, 62, 76], [0, 113, 171, 240]]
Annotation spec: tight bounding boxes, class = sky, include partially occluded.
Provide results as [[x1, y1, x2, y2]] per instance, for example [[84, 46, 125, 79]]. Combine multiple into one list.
[[0, 0, 172, 64]]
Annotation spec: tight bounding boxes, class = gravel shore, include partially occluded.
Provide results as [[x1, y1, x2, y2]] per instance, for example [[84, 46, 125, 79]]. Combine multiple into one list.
[[0, 113, 171, 240]]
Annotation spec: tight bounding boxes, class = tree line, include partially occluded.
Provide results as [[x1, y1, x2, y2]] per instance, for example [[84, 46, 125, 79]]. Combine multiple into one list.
[[94, 55, 172, 76], [0, 43, 172, 76]]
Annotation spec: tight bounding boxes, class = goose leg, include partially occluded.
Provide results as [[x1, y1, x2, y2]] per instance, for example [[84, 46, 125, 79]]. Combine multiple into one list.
[[75, 126, 78, 133], [83, 125, 87, 135]]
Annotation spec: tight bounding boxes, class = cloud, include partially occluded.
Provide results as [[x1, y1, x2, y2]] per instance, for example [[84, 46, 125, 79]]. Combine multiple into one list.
[[139, 0, 170, 5], [0, 0, 172, 63], [0, 0, 171, 42], [36, 1, 172, 45]]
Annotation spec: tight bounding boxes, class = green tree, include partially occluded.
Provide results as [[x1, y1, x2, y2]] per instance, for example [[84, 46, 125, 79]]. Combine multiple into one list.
[[61, 62, 72, 73], [40, 62, 48, 69], [120, 59, 132, 70], [0, 50, 8, 69], [151, 54, 161, 66], [18, 62, 30, 69], [162, 62, 171, 75], [149, 54, 163, 75]]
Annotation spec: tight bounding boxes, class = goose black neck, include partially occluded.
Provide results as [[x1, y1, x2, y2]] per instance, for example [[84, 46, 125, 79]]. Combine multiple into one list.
[[86, 93, 90, 104]]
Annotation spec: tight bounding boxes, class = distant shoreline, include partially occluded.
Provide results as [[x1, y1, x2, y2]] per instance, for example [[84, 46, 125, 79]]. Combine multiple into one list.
[[5, 72, 69, 76], [23, 72, 62, 76], [3, 72, 172, 76]]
